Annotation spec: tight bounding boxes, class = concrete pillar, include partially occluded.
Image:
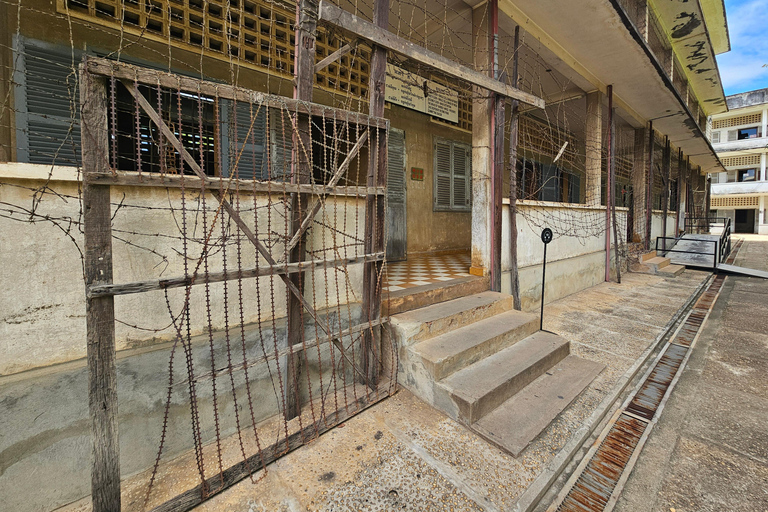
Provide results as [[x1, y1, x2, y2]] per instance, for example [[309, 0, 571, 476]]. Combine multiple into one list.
[[762, 107, 767, 140], [760, 196, 765, 229], [585, 91, 603, 207], [631, 128, 647, 241], [761, 152, 766, 181], [470, 6, 493, 276]]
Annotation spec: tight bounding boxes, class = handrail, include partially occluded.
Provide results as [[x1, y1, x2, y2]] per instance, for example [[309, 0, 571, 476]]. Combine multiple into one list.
[[655, 236, 719, 269]]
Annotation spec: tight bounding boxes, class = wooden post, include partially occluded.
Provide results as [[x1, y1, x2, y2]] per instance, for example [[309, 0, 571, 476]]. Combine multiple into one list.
[[80, 59, 121, 512], [508, 25, 522, 310], [645, 122, 654, 250], [661, 136, 670, 249], [285, 0, 318, 419], [490, 0, 503, 292], [705, 173, 711, 229], [361, 0, 388, 385], [676, 148, 683, 235], [605, 85, 612, 282], [609, 97, 621, 283]]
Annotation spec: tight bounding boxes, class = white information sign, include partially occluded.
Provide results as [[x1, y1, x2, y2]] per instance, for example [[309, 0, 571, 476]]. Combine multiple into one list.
[[385, 64, 459, 124]]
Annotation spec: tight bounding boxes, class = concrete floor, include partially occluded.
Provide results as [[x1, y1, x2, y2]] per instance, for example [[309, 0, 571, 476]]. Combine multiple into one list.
[[616, 235, 768, 512], [56, 270, 709, 512]]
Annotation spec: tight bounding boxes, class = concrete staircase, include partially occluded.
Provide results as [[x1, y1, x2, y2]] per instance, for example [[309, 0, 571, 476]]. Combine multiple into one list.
[[633, 250, 684, 276], [390, 291, 604, 457]]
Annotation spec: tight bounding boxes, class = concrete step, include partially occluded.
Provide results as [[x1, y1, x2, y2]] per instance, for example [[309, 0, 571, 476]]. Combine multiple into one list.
[[436, 331, 570, 424], [384, 276, 489, 316], [645, 256, 671, 272], [640, 251, 658, 263], [409, 310, 539, 381], [658, 263, 685, 276], [389, 291, 514, 346], [472, 355, 604, 456]]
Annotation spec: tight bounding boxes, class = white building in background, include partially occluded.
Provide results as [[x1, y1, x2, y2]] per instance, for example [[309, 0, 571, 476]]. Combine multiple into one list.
[[709, 89, 768, 234]]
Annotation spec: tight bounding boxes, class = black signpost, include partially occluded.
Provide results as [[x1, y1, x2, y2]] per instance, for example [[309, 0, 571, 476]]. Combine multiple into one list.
[[540, 228, 553, 331]]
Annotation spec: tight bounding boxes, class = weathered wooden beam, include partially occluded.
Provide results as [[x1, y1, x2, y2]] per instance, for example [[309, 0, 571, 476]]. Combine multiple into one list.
[[80, 61, 121, 512], [87, 252, 385, 298], [85, 57, 389, 130], [360, 0, 388, 387], [285, 0, 319, 420], [508, 25, 522, 310], [318, 1, 545, 109], [86, 171, 385, 196], [284, 130, 369, 253], [314, 40, 358, 73]]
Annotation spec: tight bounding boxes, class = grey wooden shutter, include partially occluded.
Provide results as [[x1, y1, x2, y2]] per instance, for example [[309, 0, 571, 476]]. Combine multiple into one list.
[[269, 108, 293, 181], [452, 143, 470, 210], [220, 100, 267, 180], [711, 131, 720, 143], [14, 37, 81, 165], [540, 164, 559, 202], [727, 130, 737, 142], [386, 128, 407, 260], [434, 139, 452, 210]]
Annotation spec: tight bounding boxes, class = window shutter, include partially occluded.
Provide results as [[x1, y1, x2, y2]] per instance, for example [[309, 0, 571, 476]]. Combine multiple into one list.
[[452, 144, 470, 209], [711, 131, 720, 143], [387, 129, 406, 204], [434, 140, 452, 209], [269, 108, 293, 181], [220, 100, 267, 180], [727, 170, 737, 182], [727, 130, 737, 142], [540, 164, 559, 202], [15, 38, 82, 165]]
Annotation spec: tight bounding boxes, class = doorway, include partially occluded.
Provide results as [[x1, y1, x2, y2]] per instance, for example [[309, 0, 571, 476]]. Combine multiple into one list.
[[734, 209, 756, 233]]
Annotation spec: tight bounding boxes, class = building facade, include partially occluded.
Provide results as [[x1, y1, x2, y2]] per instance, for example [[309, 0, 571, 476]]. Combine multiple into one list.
[[709, 88, 768, 234], [0, 0, 730, 510]]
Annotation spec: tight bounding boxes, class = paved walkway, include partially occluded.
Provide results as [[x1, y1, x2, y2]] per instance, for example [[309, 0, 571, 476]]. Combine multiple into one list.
[[55, 270, 709, 512], [616, 236, 768, 512]]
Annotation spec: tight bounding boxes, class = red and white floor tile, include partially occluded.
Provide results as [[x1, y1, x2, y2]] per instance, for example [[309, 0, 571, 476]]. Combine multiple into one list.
[[384, 252, 472, 292]]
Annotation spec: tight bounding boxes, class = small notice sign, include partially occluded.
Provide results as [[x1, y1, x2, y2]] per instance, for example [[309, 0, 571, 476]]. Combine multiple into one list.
[[385, 64, 459, 124], [411, 167, 424, 181]]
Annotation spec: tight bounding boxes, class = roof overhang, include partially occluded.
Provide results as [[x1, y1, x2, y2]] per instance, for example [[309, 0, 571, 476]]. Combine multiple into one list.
[[498, 0, 725, 174], [649, 0, 728, 116], [699, 0, 730, 55]]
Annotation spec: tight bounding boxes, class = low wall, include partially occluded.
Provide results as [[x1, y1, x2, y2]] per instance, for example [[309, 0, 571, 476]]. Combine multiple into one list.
[[500, 201, 677, 311], [0, 163, 366, 376]]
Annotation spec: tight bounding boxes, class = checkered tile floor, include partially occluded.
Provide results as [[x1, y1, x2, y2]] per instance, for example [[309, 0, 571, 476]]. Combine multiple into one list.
[[384, 252, 472, 292]]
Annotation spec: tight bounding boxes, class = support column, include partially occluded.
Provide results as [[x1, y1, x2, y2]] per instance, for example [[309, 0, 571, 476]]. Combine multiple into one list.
[[759, 196, 765, 233], [762, 107, 767, 143], [80, 62, 120, 512], [661, 136, 670, 245], [470, 5, 493, 276], [585, 91, 603, 207], [645, 123, 654, 249], [761, 153, 766, 181], [631, 127, 647, 242]]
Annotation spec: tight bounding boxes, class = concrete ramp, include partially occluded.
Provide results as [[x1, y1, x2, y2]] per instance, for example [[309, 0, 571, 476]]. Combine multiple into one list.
[[661, 234, 719, 268], [717, 263, 768, 279]]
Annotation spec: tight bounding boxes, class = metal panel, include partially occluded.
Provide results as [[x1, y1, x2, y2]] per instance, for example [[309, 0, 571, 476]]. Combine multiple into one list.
[[386, 128, 406, 261]]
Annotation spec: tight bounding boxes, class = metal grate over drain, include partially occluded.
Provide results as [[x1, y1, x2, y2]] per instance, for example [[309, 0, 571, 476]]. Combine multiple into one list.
[[553, 273, 727, 512]]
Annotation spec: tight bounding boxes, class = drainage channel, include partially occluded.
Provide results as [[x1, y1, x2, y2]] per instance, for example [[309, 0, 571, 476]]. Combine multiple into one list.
[[547, 273, 728, 512]]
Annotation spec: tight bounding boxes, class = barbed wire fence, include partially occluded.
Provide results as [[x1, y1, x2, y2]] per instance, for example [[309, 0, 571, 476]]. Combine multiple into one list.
[[0, 0, 709, 510]]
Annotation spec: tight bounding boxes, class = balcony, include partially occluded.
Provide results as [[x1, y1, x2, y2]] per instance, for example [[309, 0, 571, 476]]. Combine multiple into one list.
[[711, 181, 768, 196]]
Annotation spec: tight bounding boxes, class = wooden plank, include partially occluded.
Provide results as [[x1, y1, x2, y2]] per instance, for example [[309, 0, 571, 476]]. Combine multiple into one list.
[[147, 388, 392, 512], [85, 57, 389, 130], [285, 0, 319, 420], [88, 252, 385, 298], [318, 1, 545, 109], [87, 171, 385, 196], [284, 130, 369, 253], [80, 62, 121, 512], [314, 40, 358, 73], [360, 0, 388, 387], [508, 26, 522, 310], [645, 122, 654, 251]]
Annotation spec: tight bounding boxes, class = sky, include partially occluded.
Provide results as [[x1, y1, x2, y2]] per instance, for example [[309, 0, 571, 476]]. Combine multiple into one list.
[[715, 0, 768, 95]]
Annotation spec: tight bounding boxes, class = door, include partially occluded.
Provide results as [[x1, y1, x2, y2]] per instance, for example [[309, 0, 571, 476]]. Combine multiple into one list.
[[386, 128, 407, 261]]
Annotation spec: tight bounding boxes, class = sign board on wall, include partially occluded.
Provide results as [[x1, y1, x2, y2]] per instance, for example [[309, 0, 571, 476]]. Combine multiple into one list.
[[385, 64, 459, 124]]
